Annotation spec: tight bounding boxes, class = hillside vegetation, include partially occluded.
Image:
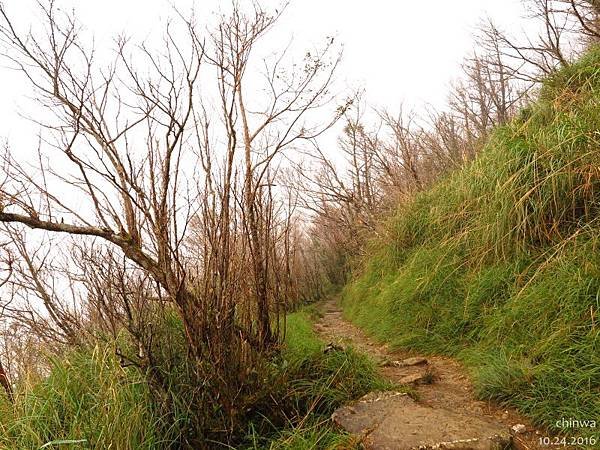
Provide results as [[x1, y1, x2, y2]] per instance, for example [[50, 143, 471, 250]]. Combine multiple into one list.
[[342, 47, 600, 433], [0, 310, 392, 449], [2, 1, 600, 447]]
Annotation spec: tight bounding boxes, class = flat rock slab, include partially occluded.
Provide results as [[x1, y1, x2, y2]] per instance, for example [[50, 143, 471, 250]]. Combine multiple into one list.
[[332, 391, 511, 450], [382, 357, 428, 368], [398, 372, 432, 385], [400, 357, 428, 366]]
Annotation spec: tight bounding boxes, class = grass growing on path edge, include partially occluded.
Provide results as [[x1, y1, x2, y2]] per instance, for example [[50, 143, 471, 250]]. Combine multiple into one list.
[[244, 308, 396, 449], [0, 307, 395, 449]]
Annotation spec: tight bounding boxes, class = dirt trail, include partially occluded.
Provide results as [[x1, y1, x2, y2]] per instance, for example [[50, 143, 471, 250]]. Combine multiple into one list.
[[314, 297, 553, 450]]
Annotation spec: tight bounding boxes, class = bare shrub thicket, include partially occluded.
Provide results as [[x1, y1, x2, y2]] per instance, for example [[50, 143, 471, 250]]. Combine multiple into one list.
[[0, 1, 344, 439], [298, 0, 600, 280], [480, 0, 600, 82], [298, 46, 527, 275]]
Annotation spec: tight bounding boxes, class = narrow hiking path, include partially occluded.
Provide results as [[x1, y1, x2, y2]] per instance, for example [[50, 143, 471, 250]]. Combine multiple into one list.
[[314, 296, 555, 450]]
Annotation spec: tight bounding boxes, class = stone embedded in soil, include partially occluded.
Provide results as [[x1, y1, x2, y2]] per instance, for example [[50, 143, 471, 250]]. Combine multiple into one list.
[[398, 372, 433, 385], [401, 356, 428, 366], [323, 342, 345, 353], [332, 391, 512, 450], [383, 357, 428, 368], [511, 424, 527, 434]]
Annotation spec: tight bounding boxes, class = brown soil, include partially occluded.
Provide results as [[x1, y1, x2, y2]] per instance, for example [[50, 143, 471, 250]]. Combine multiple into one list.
[[314, 296, 563, 450]]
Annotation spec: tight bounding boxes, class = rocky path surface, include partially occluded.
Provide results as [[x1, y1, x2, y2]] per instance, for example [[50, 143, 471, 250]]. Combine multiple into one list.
[[314, 297, 557, 450]]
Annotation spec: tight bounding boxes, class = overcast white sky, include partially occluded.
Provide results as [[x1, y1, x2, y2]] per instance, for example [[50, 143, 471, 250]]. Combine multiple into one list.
[[0, 0, 536, 141]]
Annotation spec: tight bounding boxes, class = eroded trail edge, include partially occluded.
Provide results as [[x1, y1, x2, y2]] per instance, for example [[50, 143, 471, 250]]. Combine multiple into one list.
[[314, 297, 551, 450]]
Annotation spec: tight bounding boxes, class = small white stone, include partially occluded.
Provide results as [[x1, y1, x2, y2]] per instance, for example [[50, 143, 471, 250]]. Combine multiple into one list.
[[511, 424, 527, 434]]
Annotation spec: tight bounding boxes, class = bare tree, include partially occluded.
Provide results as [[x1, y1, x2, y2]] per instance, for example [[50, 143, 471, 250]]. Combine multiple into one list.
[[477, 0, 600, 83], [0, 245, 13, 401], [0, 0, 342, 433], [564, 0, 600, 41], [0, 228, 84, 346]]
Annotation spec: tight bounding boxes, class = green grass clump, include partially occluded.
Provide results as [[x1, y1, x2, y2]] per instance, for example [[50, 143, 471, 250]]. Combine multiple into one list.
[[342, 46, 600, 438], [247, 419, 360, 450], [0, 308, 392, 449], [0, 345, 167, 450], [245, 308, 395, 449], [283, 310, 324, 358]]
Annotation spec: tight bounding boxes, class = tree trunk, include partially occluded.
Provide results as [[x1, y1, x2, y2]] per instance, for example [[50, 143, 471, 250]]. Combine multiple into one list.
[[0, 360, 13, 402]]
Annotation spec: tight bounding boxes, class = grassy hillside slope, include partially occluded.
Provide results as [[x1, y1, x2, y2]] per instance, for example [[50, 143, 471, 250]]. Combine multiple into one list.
[[342, 48, 600, 434]]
